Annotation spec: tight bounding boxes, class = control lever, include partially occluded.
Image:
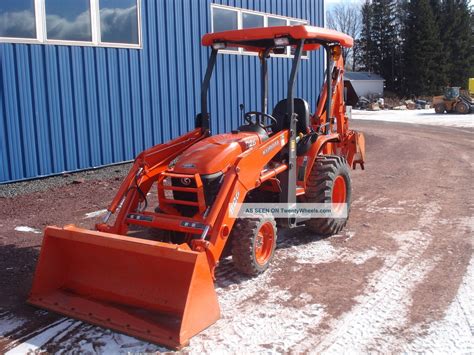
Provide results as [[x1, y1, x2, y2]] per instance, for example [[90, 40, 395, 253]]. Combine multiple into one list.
[[239, 104, 245, 124]]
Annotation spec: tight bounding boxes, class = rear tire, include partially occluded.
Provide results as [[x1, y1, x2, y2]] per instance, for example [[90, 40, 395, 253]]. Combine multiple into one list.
[[305, 155, 351, 236], [231, 217, 277, 276], [434, 103, 445, 114], [455, 101, 469, 114]]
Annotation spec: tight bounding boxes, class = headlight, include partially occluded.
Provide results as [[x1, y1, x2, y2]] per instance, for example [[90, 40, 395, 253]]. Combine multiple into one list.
[[274, 37, 289, 46]]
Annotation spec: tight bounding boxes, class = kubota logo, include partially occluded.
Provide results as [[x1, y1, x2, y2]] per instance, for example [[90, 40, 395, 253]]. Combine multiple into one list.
[[262, 140, 280, 155], [181, 177, 192, 185]]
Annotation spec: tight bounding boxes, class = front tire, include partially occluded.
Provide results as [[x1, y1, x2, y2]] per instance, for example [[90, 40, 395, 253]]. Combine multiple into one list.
[[231, 217, 277, 276], [434, 103, 445, 114], [305, 155, 352, 236]]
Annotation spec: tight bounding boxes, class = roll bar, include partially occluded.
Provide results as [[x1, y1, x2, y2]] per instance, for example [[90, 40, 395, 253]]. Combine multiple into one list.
[[198, 41, 308, 133], [197, 40, 335, 227]]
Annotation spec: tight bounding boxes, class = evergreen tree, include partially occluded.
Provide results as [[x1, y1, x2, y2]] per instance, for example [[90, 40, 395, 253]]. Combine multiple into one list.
[[356, 0, 375, 72], [428, 0, 450, 90], [371, 0, 399, 92], [393, 0, 410, 94], [439, 0, 474, 88], [403, 0, 442, 95], [354, 0, 472, 96], [429, 0, 443, 21]]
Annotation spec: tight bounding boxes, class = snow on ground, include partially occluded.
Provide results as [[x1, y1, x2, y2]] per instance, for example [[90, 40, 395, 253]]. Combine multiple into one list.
[[352, 109, 474, 128], [84, 209, 108, 219], [5, 319, 77, 355], [404, 256, 474, 353], [4, 319, 166, 355], [13, 226, 41, 234], [0, 312, 26, 337], [1, 129, 472, 354], [2, 200, 473, 353], [314, 203, 440, 353], [3, 201, 471, 354]]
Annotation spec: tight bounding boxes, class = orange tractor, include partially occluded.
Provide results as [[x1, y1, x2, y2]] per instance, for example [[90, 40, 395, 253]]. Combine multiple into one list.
[[29, 26, 365, 348]]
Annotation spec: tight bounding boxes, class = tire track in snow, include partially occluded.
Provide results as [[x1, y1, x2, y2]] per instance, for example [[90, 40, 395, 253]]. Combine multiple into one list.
[[190, 226, 389, 353], [4, 319, 73, 354], [4, 201, 467, 353], [0, 313, 26, 337], [311, 203, 441, 353], [191, 258, 328, 353], [403, 256, 473, 353]]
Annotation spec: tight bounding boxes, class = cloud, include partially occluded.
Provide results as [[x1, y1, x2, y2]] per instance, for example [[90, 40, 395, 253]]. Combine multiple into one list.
[[0, 10, 36, 38], [0, 6, 139, 44], [100, 5, 138, 44], [46, 11, 92, 41]]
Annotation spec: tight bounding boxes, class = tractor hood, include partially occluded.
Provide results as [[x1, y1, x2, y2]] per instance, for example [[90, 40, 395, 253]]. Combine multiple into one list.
[[171, 132, 262, 175]]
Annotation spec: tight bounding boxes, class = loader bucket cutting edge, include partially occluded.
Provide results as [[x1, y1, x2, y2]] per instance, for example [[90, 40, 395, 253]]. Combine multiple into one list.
[[27, 226, 220, 349]]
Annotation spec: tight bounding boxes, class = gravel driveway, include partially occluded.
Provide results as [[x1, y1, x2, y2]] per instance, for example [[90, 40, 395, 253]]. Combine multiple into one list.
[[0, 118, 472, 353]]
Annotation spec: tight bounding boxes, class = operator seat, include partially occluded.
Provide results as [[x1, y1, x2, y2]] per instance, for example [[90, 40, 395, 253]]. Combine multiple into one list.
[[271, 98, 310, 135], [272, 98, 312, 156]]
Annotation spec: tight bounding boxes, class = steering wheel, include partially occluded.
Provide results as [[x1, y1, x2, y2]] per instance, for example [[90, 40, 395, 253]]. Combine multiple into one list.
[[244, 111, 278, 129]]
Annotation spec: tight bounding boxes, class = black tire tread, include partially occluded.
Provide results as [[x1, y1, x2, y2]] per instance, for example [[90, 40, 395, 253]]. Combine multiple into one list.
[[305, 155, 351, 236], [231, 217, 277, 276], [434, 103, 445, 114]]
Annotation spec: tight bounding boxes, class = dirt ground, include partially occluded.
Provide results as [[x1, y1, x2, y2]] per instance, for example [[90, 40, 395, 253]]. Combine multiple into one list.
[[0, 119, 472, 353]]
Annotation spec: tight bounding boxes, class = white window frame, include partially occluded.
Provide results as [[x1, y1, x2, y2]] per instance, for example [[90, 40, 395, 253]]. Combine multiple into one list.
[[0, 0, 142, 49], [241, 10, 264, 55], [210, 5, 240, 52], [210, 4, 309, 59]]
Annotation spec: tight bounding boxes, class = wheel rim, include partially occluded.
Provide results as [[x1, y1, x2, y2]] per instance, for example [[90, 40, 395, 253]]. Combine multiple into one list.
[[254, 222, 275, 265], [458, 103, 468, 113], [332, 175, 347, 212]]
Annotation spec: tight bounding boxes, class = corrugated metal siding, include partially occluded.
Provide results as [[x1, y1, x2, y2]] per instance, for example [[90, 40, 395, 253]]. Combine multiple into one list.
[[0, 0, 324, 183]]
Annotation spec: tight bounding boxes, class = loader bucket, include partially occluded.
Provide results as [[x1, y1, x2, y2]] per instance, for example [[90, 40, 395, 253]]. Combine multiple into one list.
[[28, 226, 220, 349]]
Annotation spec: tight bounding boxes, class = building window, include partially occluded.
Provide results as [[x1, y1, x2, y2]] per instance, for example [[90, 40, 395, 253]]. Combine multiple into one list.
[[99, 0, 139, 45], [268, 16, 286, 27], [0, 0, 37, 39], [241, 12, 264, 53], [242, 12, 264, 29], [212, 7, 238, 32], [0, 0, 142, 48], [210, 4, 309, 59], [45, 0, 92, 42], [211, 6, 239, 51]]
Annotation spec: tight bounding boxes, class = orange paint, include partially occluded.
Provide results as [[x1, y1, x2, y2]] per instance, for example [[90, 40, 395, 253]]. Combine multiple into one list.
[[28, 25, 365, 349]]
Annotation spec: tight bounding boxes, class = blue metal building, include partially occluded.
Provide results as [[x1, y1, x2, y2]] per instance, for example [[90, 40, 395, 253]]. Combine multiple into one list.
[[0, 0, 324, 183]]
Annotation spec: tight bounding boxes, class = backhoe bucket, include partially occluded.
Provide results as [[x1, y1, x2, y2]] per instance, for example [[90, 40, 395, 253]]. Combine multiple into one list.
[[28, 226, 220, 349]]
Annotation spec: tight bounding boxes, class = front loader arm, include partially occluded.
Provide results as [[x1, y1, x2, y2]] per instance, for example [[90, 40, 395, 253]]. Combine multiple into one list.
[[196, 130, 290, 270], [97, 129, 208, 234]]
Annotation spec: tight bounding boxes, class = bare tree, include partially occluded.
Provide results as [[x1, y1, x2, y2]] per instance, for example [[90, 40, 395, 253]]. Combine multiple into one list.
[[326, 3, 362, 71]]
